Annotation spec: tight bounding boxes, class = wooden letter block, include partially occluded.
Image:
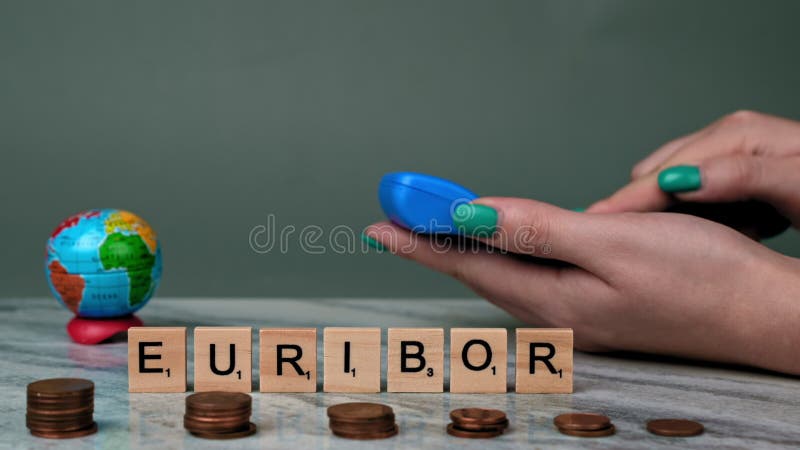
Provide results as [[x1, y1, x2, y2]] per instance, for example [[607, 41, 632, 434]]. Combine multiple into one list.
[[515, 328, 573, 393], [259, 328, 317, 393], [387, 328, 444, 392], [194, 327, 252, 392], [128, 327, 186, 393], [450, 328, 507, 393], [323, 327, 380, 392]]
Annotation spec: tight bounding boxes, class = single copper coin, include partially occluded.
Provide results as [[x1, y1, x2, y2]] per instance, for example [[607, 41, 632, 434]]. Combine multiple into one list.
[[26, 414, 94, 427], [329, 420, 397, 434], [27, 393, 93, 403], [27, 379, 94, 398], [327, 403, 394, 422], [27, 405, 93, 416], [26, 412, 93, 423], [332, 424, 399, 440], [29, 422, 98, 439], [553, 413, 611, 431], [446, 423, 504, 439], [646, 419, 704, 437], [453, 418, 509, 432], [557, 424, 616, 438], [184, 417, 251, 432], [184, 412, 251, 423], [186, 392, 251, 411], [451, 408, 507, 425], [27, 399, 93, 411], [185, 405, 251, 417], [189, 422, 257, 440]]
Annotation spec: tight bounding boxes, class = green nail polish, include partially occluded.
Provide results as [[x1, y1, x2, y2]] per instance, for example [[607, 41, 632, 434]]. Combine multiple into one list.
[[361, 233, 386, 251], [572, 207, 586, 213], [452, 204, 498, 237], [658, 165, 702, 193]]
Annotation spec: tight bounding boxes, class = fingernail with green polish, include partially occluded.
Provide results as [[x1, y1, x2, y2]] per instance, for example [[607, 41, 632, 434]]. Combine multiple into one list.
[[658, 165, 702, 193], [572, 207, 586, 213], [361, 233, 386, 251], [452, 204, 498, 237]]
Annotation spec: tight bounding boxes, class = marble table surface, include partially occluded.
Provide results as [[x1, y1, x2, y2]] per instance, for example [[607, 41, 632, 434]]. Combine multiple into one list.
[[1, 298, 799, 450]]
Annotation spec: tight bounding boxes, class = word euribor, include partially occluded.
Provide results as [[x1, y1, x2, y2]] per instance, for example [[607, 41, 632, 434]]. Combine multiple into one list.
[[128, 327, 573, 394]]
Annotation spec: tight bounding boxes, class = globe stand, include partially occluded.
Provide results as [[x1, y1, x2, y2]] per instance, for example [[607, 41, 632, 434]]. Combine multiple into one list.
[[66, 315, 144, 345]]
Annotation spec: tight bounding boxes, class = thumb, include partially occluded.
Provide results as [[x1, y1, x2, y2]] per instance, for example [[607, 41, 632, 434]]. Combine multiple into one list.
[[661, 156, 800, 221]]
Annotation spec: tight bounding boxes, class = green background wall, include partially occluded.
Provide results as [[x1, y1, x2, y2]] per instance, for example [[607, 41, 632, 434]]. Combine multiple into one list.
[[2, 0, 799, 298]]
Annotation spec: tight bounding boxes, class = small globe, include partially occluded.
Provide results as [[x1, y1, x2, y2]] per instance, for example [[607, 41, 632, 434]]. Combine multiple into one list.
[[45, 209, 162, 318]]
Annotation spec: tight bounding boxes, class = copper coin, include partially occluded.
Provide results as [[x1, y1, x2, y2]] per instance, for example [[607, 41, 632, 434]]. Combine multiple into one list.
[[27, 379, 94, 398], [184, 417, 251, 432], [27, 413, 94, 425], [186, 392, 251, 411], [28, 390, 92, 397], [183, 411, 250, 423], [27, 395, 92, 405], [27, 399, 93, 411], [29, 422, 98, 439], [185, 406, 251, 418], [451, 408, 507, 425], [329, 413, 396, 425], [27, 405, 93, 416], [329, 419, 397, 434], [27, 412, 93, 425], [453, 418, 509, 432], [553, 413, 611, 431], [332, 424, 399, 440], [26, 422, 94, 433], [189, 422, 257, 440], [327, 403, 394, 422], [557, 424, 616, 437], [646, 419, 704, 437], [446, 423, 504, 439]]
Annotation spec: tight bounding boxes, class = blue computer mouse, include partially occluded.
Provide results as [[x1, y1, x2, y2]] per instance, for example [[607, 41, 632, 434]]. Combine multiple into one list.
[[378, 172, 478, 234]]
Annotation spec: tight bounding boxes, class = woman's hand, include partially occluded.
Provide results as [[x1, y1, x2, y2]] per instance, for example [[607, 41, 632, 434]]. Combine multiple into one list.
[[364, 198, 800, 375], [587, 111, 800, 229]]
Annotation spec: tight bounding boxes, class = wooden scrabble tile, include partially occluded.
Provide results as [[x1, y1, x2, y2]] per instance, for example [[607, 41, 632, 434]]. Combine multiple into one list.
[[449, 328, 507, 393], [259, 328, 317, 392], [128, 327, 187, 393], [323, 327, 381, 392], [387, 328, 444, 392], [194, 327, 252, 392], [515, 328, 573, 393]]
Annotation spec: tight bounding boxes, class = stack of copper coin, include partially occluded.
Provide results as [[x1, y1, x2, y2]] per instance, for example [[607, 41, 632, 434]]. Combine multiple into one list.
[[327, 402, 399, 440], [184, 392, 256, 440], [26, 378, 97, 439], [447, 408, 509, 438], [554, 412, 616, 437]]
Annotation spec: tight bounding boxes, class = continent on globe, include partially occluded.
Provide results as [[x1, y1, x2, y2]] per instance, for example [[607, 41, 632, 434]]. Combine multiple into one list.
[[47, 260, 85, 313], [104, 211, 158, 254], [50, 210, 101, 239], [99, 232, 156, 306]]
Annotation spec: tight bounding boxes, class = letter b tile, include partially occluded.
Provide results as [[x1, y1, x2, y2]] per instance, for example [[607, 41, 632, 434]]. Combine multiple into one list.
[[387, 328, 444, 392]]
